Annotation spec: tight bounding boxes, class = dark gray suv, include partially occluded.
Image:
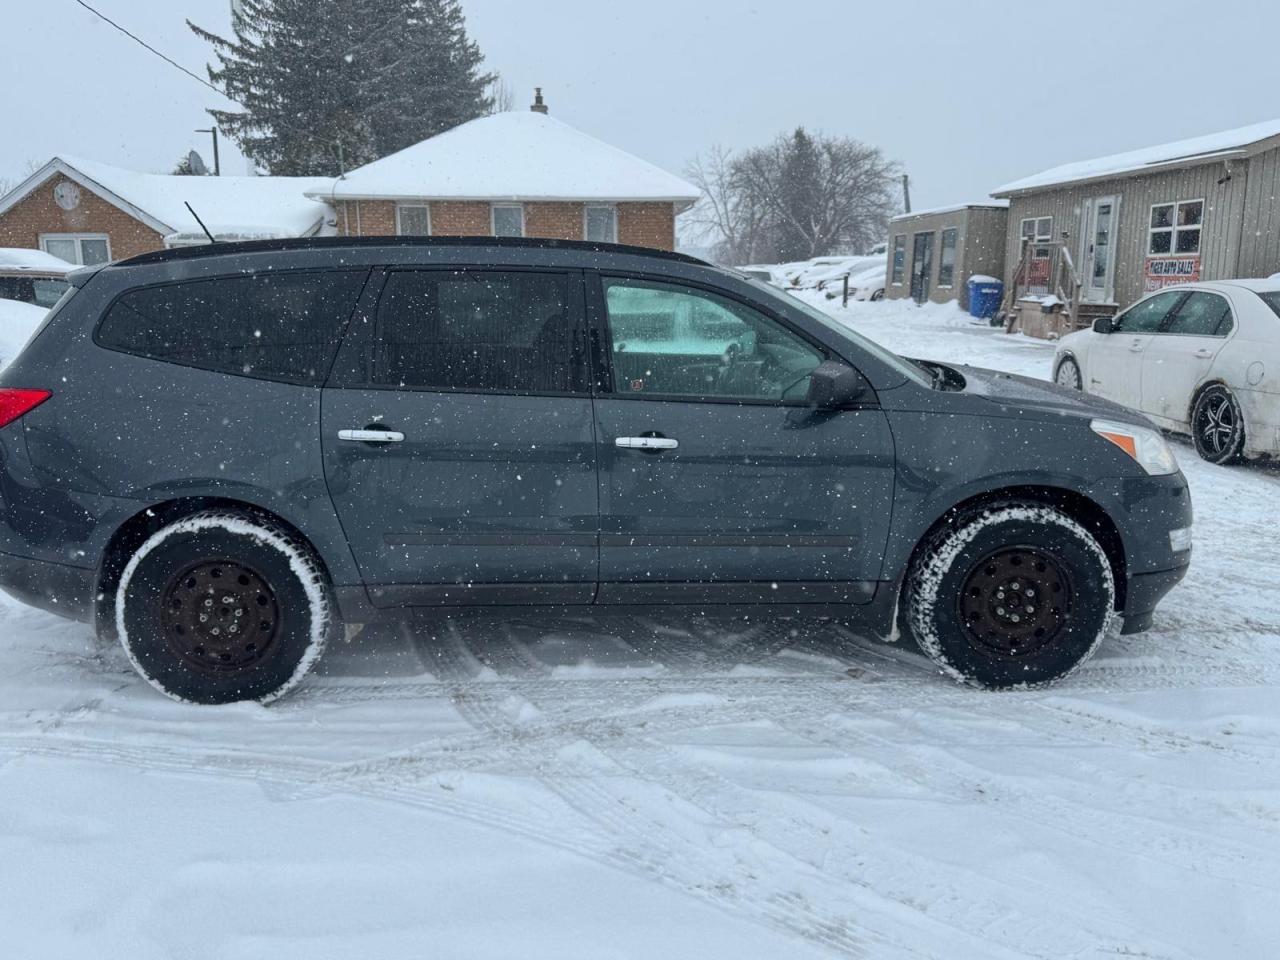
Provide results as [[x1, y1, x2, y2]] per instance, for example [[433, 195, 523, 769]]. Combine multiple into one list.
[[0, 238, 1192, 703]]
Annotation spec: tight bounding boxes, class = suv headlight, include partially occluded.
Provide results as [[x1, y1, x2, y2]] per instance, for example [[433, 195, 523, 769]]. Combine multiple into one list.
[[1090, 419, 1179, 476]]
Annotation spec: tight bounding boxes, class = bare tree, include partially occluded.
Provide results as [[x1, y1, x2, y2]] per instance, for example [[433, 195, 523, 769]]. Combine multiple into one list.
[[686, 129, 898, 264], [684, 145, 770, 264], [487, 77, 515, 114]]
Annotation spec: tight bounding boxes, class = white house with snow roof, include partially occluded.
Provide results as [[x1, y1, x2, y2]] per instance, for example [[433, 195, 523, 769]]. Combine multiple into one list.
[[989, 117, 1280, 321], [309, 91, 700, 250], [0, 156, 333, 264]]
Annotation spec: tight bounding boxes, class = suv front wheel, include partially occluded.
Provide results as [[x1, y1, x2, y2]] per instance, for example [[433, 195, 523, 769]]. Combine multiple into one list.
[[905, 504, 1115, 688], [114, 511, 335, 704]]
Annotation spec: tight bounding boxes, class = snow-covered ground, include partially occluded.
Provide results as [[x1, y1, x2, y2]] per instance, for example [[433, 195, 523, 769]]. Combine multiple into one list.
[[3, 296, 1279, 958]]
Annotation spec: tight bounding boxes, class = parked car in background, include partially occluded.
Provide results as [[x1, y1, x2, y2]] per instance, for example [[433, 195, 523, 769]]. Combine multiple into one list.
[[0, 297, 49, 366], [0, 237, 1192, 704], [1053, 280, 1280, 463], [825, 264, 886, 302], [0, 248, 73, 309]]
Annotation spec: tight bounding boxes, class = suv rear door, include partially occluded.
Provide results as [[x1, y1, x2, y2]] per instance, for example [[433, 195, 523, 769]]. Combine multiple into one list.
[[321, 267, 597, 608], [588, 273, 896, 605]]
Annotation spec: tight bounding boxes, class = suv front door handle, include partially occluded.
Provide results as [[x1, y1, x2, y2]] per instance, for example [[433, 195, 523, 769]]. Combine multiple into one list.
[[615, 436, 678, 451], [339, 428, 405, 443]]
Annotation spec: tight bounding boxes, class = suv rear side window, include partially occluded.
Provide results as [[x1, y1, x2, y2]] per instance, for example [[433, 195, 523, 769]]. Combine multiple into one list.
[[97, 270, 367, 384], [360, 270, 581, 393]]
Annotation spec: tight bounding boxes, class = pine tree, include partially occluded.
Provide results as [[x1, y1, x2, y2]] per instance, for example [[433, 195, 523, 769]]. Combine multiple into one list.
[[774, 128, 823, 261], [189, 0, 494, 176]]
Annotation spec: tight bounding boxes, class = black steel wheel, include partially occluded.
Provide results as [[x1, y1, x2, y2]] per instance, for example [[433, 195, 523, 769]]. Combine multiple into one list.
[[1191, 384, 1245, 465], [905, 503, 1115, 689], [161, 560, 281, 676], [114, 511, 335, 704], [1054, 356, 1083, 391], [957, 547, 1072, 660]]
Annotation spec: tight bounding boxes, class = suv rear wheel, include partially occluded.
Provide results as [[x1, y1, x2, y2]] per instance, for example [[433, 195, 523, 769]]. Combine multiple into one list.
[[905, 504, 1115, 688], [113, 511, 335, 704]]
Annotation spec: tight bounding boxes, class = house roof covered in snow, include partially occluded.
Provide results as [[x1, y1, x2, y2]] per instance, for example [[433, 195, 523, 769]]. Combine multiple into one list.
[[312, 111, 701, 207], [890, 200, 1008, 222], [0, 156, 334, 242], [992, 119, 1280, 196]]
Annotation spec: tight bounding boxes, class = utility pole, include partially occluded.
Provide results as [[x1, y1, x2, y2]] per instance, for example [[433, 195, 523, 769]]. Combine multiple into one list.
[[901, 174, 911, 214], [195, 127, 221, 176]]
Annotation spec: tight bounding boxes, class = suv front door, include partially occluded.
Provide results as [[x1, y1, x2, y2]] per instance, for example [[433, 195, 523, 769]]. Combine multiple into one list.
[[322, 267, 597, 607], [590, 275, 896, 605]]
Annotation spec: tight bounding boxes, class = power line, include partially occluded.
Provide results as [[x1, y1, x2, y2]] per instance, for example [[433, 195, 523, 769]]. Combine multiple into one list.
[[67, 0, 345, 157], [69, 0, 225, 99]]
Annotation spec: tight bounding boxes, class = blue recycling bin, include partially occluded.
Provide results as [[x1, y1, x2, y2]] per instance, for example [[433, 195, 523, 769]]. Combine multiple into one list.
[[967, 276, 1004, 320]]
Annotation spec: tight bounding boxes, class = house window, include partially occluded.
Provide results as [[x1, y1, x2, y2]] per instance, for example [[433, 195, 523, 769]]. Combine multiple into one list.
[[584, 205, 618, 243], [41, 233, 110, 265], [891, 235, 906, 284], [938, 228, 958, 287], [1020, 216, 1053, 244], [1149, 200, 1202, 255], [491, 204, 524, 238], [396, 204, 431, 236]]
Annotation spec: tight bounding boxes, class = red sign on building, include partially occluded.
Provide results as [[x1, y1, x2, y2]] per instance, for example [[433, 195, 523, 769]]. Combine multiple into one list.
[[1144, 255, 1200, 292]]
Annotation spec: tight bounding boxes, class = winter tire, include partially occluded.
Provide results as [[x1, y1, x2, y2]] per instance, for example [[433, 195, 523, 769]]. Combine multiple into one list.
[[114, 511, 335, 704], [905, 503, 1115, 689], [1191, 384, 1246, 465], [870, 289, 885, 301], [1054, 356, 1083, 391]]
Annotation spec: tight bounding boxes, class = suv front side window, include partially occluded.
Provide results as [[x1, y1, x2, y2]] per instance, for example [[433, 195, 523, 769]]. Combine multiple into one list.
[[601, 277, 822, 403]]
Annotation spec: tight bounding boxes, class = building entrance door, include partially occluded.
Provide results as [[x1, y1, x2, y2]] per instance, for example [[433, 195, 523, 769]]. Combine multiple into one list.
[[1080, 196, 1118, 303], [910, 232, 934, 303]]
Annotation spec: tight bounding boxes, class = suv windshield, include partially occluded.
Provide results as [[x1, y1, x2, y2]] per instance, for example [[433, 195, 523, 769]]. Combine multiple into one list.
[[745, 277, 933, 388]]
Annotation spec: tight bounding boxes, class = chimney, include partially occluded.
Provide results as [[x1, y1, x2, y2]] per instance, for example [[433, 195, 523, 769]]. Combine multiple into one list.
[[530, 88, 548, 114]]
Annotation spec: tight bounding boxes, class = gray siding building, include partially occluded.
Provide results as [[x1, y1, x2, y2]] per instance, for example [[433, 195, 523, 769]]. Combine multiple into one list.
[[885, 203, 1008, 309], [992, 119, 1280, 319]]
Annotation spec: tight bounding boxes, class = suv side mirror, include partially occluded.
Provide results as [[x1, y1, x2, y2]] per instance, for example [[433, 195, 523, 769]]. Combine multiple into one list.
[[807, 360, 868, 410], [1093, 316, 1115, 335]]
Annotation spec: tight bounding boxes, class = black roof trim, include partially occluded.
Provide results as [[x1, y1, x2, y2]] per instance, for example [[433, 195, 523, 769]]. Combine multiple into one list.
[[116, 235, 710, 268]]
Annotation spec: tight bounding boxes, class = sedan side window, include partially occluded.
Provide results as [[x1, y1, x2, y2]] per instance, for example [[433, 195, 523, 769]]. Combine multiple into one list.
[[1164, 292, 1233, 337], [602, 278, 823, 403], [1114, 291, 1184, 333]]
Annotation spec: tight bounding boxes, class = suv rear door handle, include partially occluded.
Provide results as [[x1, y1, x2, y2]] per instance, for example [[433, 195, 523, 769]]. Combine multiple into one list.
[[615, 436, 678, 451], [1194, 348, 1214, 359], [339, 428, 405, 443]]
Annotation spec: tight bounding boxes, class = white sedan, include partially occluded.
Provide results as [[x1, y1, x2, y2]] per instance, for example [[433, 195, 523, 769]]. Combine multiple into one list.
[[1053, 280, 1280, 463]]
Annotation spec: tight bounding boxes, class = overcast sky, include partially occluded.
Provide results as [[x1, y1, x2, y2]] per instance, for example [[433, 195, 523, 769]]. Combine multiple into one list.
[[5, 0, 1279, 216]]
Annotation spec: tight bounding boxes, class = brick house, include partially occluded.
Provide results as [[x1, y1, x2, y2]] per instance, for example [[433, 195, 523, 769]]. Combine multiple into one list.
[[310, 93, 700, 250], [0, 156, 331, 265]]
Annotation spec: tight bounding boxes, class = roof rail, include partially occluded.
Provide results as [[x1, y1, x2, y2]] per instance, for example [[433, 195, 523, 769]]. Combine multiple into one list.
[[116, 235, 709, 268]]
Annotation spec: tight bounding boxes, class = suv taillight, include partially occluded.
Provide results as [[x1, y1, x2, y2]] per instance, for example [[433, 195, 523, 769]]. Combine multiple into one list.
[[0, 389, 52, 428]]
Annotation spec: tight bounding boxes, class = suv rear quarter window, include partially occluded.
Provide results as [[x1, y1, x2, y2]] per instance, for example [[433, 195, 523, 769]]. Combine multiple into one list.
[[96, 270, 368, 384]]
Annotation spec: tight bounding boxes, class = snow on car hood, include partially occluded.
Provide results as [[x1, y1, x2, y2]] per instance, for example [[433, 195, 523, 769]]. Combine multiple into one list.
[[952, 363, 1153, 425]]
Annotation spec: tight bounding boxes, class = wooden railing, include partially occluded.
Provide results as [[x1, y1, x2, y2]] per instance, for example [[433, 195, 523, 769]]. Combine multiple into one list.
[[999, 241, 1082, 331]]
